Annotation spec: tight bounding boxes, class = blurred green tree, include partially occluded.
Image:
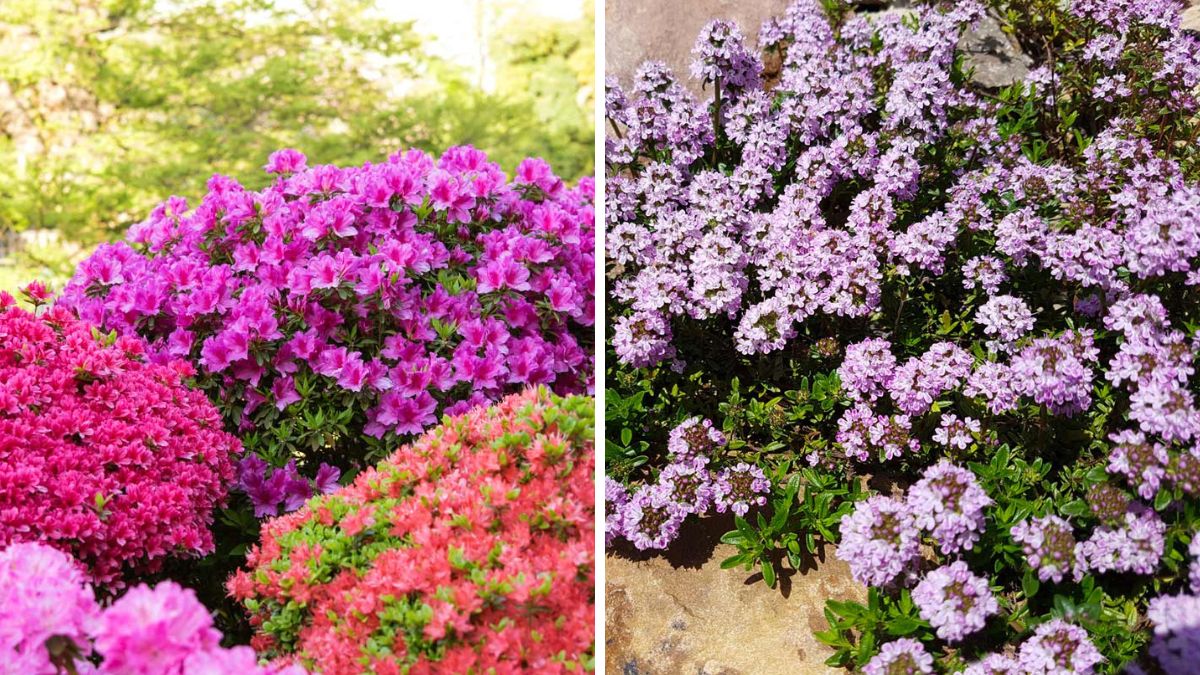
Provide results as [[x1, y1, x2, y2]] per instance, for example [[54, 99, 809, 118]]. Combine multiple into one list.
[[0, 0, 594, 285]]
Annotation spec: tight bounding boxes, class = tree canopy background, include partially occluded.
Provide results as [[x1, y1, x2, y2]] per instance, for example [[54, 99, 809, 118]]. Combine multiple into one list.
[[0, 0, 594, 289]]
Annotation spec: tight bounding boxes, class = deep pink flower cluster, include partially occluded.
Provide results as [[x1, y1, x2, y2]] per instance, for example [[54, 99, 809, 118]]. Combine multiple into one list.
[[59, 146, 594, 489], [0, 303, 238, 585], [0, 541, 300, 674]]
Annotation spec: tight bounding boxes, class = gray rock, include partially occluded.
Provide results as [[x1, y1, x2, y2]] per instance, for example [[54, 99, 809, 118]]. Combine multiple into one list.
[[1184, 3, 1200, 35], [960, 13, 1032, 89], [605, 0, 793, 92]]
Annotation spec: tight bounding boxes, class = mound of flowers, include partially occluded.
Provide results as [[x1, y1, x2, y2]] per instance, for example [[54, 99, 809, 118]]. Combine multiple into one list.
[[59, 145, 595, 515], [0, 297, 239, 585], [0, 540, 302, 674], [228, 388, 595, 674], [605, 0, 1200, 671]]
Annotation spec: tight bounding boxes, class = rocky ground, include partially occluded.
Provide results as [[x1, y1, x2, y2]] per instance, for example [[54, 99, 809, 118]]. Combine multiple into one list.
[[603, 1, 1200, 673], [605, 514, 864, 674]]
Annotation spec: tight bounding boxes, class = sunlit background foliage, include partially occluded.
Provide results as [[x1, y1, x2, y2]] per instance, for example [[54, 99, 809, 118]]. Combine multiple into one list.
[[0, 0, 594, 290]]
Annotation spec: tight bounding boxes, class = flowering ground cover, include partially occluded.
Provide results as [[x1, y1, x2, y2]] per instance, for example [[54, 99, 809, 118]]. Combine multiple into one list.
[[1, 144, 595, 672], [604, 0, 1200, 672]]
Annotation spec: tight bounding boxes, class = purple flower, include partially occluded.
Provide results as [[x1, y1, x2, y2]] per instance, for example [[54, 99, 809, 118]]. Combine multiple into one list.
[[263, 148, 307, 175], [1075, 505, 1165, 576], [836, 404, 919, 462], [1107, 429, 1169, 500], [1147, 592, 1200, 674], [612, 311, 675, 368], [313, 463, 341, 495], [839, 338, 897, 403], [976, 294, 1035, 352], [863, 638, 934, 675], [1011, 514, 1079, 583], [712, 463, 770, 517], [622, 483, 687, 551], [690, 19, 762, 91], [660, 456, 715, 515], [837, 495, 920, 587], [963, 653, 1022, 675], [912, 561, 999, 642], [1010, 330, 1098, 416], [667, 417, 725, 460], [962, 255, 1008, 294], [932, 413, 980, 450], [907, 460, 992, 554], [1015, 620, 1104, 674], [605, 478, 630, 546]]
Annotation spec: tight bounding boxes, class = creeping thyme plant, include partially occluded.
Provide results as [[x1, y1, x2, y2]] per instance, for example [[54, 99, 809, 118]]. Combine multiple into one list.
[[604, 0, 1200, 671]]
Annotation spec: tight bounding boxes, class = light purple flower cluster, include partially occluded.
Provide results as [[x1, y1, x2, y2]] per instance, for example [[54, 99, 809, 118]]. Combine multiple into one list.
[[932, 413, 980, 450], [236, 456, 340, 518], [963, 654, 1022, 675], [838, 338, 897, 403], [908, 460, 992, 555], [690, 19, 762, 91], [60, 146, 594, 487], [835, 404, 919, 462], [1074, 506, 1165, 576], [911, 560, 999, 642], [1011, 514, 1080, 583], [836, 495, 920, 587], [608, 1, 992, 361], [968, 620, 1103, 674], [838, 461, 991, 586], [619, 483, 685, 551], [609, 418, 769, 551], [1008, 330, 1098, 417], [712, 463, 770, 516], [832, 339, 983, 463], [1106, 429, 1169, 500], [1146, 592, 1200, 674], [886, 342, 974, 417], [667, 416, 726, 460], [1013, 619, 1104, 674], [975, 294, 1035, 352], [862, 638, 934, 675], [604, 478, 629, 547]]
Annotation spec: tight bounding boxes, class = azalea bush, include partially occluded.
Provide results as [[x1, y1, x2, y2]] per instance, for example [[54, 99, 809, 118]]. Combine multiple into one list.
[[229, 388, 595, 674], [60, 146, 595, 509], [0, 541, 303, 674], [0, 296, 239, 587], [605, 0, 1200, 672]]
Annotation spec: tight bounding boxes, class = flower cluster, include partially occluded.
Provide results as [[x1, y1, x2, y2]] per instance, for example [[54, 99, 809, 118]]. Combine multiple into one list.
[[59, 146, 594, 488], [0, 303, 239, 585], [964, 620, 1104, 674], [907, 460, 992, 555], [863, 639, 934, 675], [0, 542, 296, 674], [228, 389, 594, 673], [911, 561, 999, 642], [606, 0, 1200, 671], [1011, 514, 1079, 583], [235, 456, 340, 519], [1146, 592, 1200, 674], [836, 495, 920, 588], [838, 461, 990, 587], [607, 418, 769, 551]]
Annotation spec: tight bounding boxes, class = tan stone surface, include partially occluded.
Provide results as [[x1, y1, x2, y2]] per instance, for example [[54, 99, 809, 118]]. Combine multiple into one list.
[[605, 516, 866, 675], [1184, 0, 1200, 34]]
